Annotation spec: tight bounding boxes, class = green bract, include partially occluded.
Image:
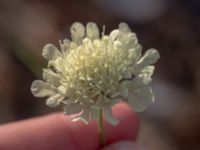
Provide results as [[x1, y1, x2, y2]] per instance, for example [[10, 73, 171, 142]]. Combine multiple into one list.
[[31, 22, 160, 125]]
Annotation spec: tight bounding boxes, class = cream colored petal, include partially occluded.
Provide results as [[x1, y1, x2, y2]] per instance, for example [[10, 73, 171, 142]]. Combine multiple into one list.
[[140, 65, 155, 84], [118, 80, 130, 98], [86, 22, 100, 40], [78, 108, 90, 124], [122, 34, 140, 56], [131, 66, 154, 88], [130, 54, 155, 74], [46, 94, 64, 107], [70, 22, 85, 42], [60, 39, 71, 52], [31, 80, 55, 97], [63, 39, 71, 45], [119, 22, 131, 32], [43, 69, 61, 86], [137, 48, 160, 67], [141, 65, 155, 74], [127, 46, 142, 67], [50, 59, 67, 74], [126, 33, 138, 44], [42, 44, 61, 60], [128, 85, 154, 112], [63, 103, 82, 115], [109, 29, 119, 41], [117, 24, 140, 53], [117, 32, 128, 44], [58, 86, 67, 95], [131, 75, 144, 88], [135, 86, 155, 102], [103, 106, 119, 125]]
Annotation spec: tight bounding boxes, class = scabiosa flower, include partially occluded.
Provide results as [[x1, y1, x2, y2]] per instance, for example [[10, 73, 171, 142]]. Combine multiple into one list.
[[31, 22, 159, 125]]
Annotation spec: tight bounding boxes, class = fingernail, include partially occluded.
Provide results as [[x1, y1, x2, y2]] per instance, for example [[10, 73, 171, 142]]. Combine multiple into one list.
[[102, 141, 142, 150]]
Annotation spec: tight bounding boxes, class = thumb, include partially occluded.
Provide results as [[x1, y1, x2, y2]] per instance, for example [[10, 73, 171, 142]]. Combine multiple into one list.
[[102, 141, 143, 150]]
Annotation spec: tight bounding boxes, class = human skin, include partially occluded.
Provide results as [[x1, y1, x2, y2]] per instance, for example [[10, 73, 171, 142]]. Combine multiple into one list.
[[0, 103, 139, 150]]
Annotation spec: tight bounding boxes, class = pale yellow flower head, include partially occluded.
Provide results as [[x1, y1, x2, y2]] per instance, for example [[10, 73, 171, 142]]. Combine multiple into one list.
[[31, 22, 160, 125]]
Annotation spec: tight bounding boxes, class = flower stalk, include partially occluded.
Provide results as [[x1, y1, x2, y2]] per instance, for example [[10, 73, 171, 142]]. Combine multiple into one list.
[[98, 109, 105, 147]]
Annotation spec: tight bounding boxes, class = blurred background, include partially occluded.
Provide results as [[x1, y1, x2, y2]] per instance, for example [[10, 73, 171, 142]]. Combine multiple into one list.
[[0, 0, 200, 149]]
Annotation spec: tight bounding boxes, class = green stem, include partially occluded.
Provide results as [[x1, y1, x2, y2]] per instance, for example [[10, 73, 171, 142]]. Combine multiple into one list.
[[98, 109, 105, 147]]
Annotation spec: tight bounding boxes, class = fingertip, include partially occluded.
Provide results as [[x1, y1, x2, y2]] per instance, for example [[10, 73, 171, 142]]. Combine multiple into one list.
[[0, 103, 139, 150]]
